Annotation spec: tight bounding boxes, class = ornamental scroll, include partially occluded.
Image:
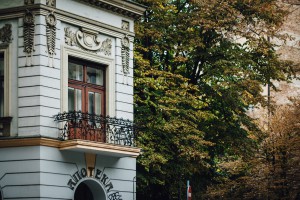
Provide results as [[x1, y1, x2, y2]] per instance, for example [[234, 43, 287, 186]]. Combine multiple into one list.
[[23, 10, 35, 66], [64, 27, 112, 56]]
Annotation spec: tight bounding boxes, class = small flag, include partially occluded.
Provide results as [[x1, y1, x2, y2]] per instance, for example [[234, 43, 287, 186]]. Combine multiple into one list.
[[188, 185, 192, 200], [187, 180, 192, 200]]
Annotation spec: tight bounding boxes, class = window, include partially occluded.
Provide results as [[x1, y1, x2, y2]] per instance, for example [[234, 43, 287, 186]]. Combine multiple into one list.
[[0, 49, 12, 137], [61, 47, 115, 116], [68, 58, 105, 116], [0, 53, 4, 117]]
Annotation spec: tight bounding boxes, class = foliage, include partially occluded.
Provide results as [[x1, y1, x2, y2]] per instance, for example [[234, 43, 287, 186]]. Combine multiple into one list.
[[133, 0, 293, 199], [135, 58, 214, 199], [205, 99, 300, 199]]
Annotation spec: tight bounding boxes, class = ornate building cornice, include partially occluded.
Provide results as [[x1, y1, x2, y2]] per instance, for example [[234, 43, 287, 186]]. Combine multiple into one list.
[[78, 0, 146, 19]]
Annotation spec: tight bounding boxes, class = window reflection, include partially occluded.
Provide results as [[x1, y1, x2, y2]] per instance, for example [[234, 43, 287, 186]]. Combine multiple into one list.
[[87, 67, 103, 86], [68, 87, 82, 111], [68, 62, 83, 81]]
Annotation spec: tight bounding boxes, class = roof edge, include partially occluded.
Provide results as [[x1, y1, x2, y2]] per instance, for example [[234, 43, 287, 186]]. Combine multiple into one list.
[[78, 0, 146, 19]]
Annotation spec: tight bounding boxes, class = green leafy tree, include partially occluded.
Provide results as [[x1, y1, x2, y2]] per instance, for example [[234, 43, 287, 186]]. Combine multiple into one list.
[[133, 0, 293, 199]]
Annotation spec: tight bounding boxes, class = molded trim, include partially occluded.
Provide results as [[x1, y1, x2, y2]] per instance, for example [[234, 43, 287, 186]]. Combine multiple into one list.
[[0, 137, 140, 158], [61, 46, 116, 117], [0, 4, 137, 38]]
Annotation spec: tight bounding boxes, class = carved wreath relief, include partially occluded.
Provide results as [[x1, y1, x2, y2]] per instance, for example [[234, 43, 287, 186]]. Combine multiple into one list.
[[121, 35, 130, 83], [0, 24, 12, 44], [23, 10, 35, 66], [64, 27, 112, 56], [46, 11, 57, 67]]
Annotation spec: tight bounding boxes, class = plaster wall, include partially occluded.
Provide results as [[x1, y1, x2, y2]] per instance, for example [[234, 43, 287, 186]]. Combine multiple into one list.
[[0, 146, 137, 200], [17, 14, 61, 137], [0, 0, 135, 138], [0, 0, 23, 9]]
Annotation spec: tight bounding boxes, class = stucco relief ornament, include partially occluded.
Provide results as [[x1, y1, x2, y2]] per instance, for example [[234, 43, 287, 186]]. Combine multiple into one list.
[[76, 28, 102, 51], [64, 27, 112, 56], [121, 20, 129, 31], [46, 10, 57, 67], [64, 27, 77, 46], [24, 0, 34, 5], [100, 38, 112, 56], [23, 10, 35, 66], [0, 24, 12, 44], [46, 0, 56, 7], [121, 35, 130, 84]]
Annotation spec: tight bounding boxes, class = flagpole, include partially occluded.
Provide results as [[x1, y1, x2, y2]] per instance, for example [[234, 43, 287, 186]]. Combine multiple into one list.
[[187, 180, 189, 200]]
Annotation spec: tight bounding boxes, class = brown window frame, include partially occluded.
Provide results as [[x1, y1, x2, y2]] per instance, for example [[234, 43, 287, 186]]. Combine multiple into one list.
[[68, 58, 106, 116]]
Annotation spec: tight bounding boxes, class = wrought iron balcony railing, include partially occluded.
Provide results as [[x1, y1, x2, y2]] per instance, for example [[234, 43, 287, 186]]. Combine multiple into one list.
[[54, 111, 135, 147]]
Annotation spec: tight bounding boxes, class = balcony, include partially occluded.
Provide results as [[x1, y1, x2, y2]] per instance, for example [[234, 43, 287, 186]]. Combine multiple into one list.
[[54, 111, 140, 157]]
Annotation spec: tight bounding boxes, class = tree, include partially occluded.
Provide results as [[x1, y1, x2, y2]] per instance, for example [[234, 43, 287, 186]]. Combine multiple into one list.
[[133, 0, 293, 199], [204, 99, 300, 199], [135, 61, 213, 199]]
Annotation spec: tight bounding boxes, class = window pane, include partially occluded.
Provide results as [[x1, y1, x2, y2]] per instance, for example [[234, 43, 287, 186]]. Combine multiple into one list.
[[0, 53, 4, 117], [88, 92, 95, 114], [76, 89, 82, 111], [68, 87, 82, 112], [68, 62, 83, 81], [0, 79, 3, 117], [95, 93, 101, 115], [0, 53, 3, 76], [87, 67, 103, 85], [68, 87, 75, 111]]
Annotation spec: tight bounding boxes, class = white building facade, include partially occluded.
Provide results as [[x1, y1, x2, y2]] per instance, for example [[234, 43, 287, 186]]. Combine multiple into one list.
[[0, 0, 145, 199]]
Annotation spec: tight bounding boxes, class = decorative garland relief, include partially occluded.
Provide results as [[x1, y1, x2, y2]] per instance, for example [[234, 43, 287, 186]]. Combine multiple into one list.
[[121, 35, 130, 75], [23, 10, 35, 66], [46, 10, 57, 67]]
